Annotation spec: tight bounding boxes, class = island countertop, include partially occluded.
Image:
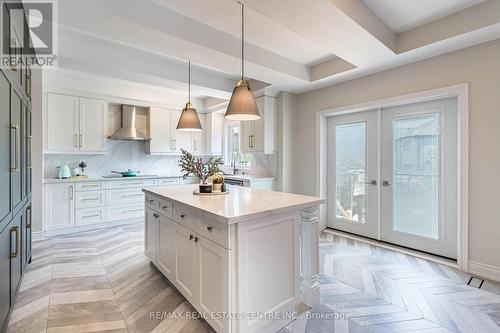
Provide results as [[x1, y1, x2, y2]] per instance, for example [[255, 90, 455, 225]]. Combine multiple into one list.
[[142, 184, 325, 224]]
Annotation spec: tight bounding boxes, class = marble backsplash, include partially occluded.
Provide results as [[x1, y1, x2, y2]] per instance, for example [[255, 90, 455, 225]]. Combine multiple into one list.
[[44, 141, 276, 179]]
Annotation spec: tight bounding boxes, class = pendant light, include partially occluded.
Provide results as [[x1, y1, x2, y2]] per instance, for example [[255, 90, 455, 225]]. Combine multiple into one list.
[[176, 61, 203, 131], [224, 1, 260, 121]]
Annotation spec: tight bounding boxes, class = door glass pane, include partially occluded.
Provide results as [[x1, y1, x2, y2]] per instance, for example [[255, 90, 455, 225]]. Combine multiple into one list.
[[393, 114, 439, 239], [335, 122, 366, 223]]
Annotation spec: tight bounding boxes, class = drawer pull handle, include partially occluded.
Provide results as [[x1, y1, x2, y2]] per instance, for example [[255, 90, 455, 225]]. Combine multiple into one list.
[[194, 237, 199, 243], [121, 194, 143, 198], [123, 182, 143, 185], [207, 226, 213, 232], [189, 234, 194, 240], [81, 198, 100, 201], [82, 184, 100, 188], [122, 209, 143, 214], [162, 206, 169, 210], [82, 214, 100, 219]]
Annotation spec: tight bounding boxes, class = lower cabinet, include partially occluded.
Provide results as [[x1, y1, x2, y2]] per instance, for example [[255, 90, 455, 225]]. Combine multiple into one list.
[[145, 202, 229, 333], [44, 182, 75, 231], [173, 223, 197, 303], [0, 201, 30, 331]]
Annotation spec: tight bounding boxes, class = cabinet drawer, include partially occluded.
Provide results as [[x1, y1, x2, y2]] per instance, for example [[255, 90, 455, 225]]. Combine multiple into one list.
[[106, 178, 156, 189], [107, 188, 144, 205], [146, 194, 160, 210], [158, 198, 173, 219], [198, 216, 229, 249], [75, 181, 105, 192], [157, 177, 180, 186], [107, 204, 144, 222], [76, 207, 105, 226], [75, 191, 105, 208], [173, 203, 198, 231]]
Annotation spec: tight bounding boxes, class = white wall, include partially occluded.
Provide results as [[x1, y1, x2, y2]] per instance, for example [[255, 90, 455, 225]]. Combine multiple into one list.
[[292, 39, 500, 273]]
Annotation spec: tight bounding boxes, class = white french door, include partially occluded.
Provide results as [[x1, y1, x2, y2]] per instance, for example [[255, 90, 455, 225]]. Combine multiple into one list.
[[327, 110, 379, 239], [327, 98, 458, 259]]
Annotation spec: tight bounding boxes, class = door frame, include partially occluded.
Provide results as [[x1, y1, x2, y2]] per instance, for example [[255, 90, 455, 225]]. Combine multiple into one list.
[[315, 83, 469, 271]]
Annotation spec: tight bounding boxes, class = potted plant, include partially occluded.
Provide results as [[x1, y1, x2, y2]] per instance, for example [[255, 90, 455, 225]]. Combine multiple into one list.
[[209, 172, 224, 192], [178, 149, 223, 193]]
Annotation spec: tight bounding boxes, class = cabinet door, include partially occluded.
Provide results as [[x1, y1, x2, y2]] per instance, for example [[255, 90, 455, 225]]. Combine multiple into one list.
[[11, 88, 22, 212], [149, 108, 173, 153], [240, 119, 252, 153], [45, 183, 75, 230], [157, 216, 176, 279], [174, 223, 197, 303], [251, 97, 265, 153], [46, 93, 79, 152], [0, 217, 12, 329], [192, 114, 205, 154], [197, 237, 229, 333], [0, 72, 12, 230], [9, 212, 22, 303], [171, 110, 193, 152], [145, 210, 158, 262], [80, 98, 107, 152], [24, 108, 32, 197]]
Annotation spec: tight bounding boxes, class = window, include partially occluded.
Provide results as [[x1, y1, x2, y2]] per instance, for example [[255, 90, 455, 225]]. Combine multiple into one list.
[[224, 122, 251, 168]]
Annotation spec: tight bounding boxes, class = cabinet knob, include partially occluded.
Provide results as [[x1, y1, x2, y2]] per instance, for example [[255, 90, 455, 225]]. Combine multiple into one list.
[[180, 214, 185, 218], [207, 226, 213, 232], [189, 234, 194, 240], [194, 237, 199, 243], [153, 213, 159, 218], [162, 206, 169, 210]]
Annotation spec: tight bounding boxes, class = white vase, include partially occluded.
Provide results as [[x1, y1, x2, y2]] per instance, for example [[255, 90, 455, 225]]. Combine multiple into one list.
[[212, 183, 222, 192]]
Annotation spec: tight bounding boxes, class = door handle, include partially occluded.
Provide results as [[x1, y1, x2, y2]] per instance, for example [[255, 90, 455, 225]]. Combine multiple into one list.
[[10, 124, 19, 172], [79, 134, 83, 148], [27, 206, 32, 229], [27, 136, 32, 168], [74, 134, 78, 148], [69, 186, 74, 199], [10, 226, 19, 258], [382, 180, 392, 187]]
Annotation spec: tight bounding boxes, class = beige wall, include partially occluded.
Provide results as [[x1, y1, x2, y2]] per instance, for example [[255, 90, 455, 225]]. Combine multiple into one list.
[[293, 39, 500, 270]]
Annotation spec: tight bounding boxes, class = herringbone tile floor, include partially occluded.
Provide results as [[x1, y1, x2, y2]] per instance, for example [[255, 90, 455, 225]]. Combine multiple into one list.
[[7, 224, 500, 332]]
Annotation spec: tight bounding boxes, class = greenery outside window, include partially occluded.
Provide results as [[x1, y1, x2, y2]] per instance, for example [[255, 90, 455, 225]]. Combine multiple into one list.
[[225, 122, 252, 168]]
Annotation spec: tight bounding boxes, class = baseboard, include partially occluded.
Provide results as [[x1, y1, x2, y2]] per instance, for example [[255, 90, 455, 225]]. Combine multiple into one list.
[[468, 260, 500, 283], [32, 231, 44, 241]]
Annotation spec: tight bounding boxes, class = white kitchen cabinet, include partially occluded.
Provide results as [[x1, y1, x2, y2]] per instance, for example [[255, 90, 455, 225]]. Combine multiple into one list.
[[79, 98, 107, 152], [192, 113, 205, 154], [174, 222, 198, 304], [46, 93, 79, 152], [44, 183, 75, 230], [241, 95, 277, 154], [196, 236, 229, 333], [148, 107, 172, 154], [149, 108, 193, 154], [205, 112, 224, 155], [145, 210, 159, 264], [157, 216, 176, 279], [46, 93, 107, 153]]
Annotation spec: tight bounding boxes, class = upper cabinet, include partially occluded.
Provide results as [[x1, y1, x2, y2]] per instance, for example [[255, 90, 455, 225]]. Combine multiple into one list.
[[149, 108, 208, 155], [205, 112, 224, 156], [45, 93, 107, 154], [240, 95, 277, 154]]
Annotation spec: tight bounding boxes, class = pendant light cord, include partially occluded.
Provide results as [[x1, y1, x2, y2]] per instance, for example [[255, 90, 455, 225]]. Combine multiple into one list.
[[237, 1, 244, 80]]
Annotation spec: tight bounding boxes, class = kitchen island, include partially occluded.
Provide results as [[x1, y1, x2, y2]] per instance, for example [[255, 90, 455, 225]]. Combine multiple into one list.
[[142, 185, 325, 333]]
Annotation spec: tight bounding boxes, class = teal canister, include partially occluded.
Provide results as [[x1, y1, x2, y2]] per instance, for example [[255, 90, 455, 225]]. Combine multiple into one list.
[[57, 163, 71, 179]]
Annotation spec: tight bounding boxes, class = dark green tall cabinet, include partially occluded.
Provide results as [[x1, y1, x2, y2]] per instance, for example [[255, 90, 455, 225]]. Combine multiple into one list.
[[1, 1, 34, 331]]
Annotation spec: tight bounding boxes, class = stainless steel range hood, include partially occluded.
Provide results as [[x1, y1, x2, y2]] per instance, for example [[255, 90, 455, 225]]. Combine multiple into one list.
[[108, 105, 150, 141]]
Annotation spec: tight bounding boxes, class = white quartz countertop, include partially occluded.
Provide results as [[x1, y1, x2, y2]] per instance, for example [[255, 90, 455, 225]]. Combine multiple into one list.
[[143, 185, 325, 224], [43, 175, 183, 184]]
